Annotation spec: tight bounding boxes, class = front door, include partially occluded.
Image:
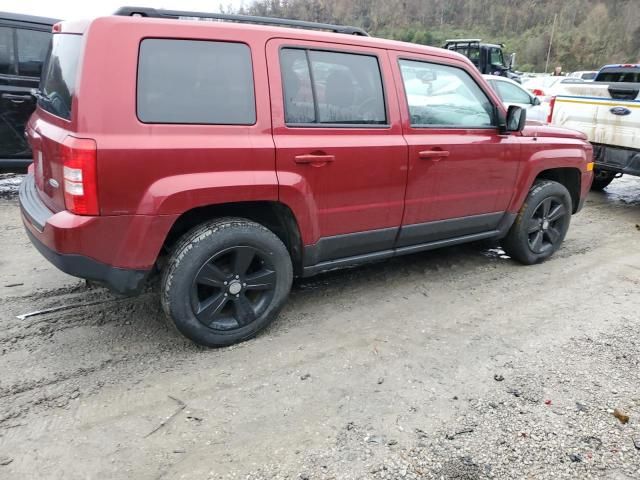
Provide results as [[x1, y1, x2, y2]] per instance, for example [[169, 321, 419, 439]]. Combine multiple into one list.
[[266, 39, 408, 266], [389, 53, 521, 246]]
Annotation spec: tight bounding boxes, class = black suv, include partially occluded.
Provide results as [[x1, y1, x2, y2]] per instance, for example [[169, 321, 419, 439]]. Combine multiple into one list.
[[1, 12, 58, 168]]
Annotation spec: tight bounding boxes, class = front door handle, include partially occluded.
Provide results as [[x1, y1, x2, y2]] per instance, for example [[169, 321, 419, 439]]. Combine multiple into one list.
[[2, 93, 32, 103], [294, 153, 335, 166], [418, 150, 450, 161]]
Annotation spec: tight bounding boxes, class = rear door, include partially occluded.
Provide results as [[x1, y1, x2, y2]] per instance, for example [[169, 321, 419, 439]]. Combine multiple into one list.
[[390, 52, 521, 246], [0, 23, 50, 160], [266, 38, 408, 266]]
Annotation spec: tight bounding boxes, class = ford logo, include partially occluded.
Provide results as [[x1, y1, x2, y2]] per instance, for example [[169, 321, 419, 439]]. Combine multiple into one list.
[[610, 106, 632, 116]]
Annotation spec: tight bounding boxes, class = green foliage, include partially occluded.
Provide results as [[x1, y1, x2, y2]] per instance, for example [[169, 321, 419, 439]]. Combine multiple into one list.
[[244, 0, 640, 72]]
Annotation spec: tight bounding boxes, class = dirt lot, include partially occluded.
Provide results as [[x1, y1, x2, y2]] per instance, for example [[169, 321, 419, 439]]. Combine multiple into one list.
[[1, 174, 639, 479]]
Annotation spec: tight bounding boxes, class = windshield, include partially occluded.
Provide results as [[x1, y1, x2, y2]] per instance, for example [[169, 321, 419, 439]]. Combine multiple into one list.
[[490, 48, 505, 67], [38, 34, 82, 120]]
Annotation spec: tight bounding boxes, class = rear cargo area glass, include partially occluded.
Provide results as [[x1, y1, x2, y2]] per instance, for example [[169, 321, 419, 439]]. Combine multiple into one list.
[[39, 34, 81, 120]]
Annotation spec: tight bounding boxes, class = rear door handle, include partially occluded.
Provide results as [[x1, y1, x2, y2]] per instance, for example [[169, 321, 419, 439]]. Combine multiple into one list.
[[418, 150, 450, 160], [2, 93, 32, 103], [294, 154, 335, 165]]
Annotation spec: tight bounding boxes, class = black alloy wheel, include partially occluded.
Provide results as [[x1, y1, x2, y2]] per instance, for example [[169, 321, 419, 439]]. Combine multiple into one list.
[[526, 197, 568, 254], [161, 218, 293, 347], [192, 246, 277, 331]]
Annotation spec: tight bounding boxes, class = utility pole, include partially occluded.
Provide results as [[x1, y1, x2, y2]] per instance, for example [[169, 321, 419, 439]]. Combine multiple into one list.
[[545, 13, 558, 74]]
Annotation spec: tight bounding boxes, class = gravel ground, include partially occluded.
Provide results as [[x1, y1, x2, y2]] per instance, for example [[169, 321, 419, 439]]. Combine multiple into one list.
[[0, 175, 639, 479]]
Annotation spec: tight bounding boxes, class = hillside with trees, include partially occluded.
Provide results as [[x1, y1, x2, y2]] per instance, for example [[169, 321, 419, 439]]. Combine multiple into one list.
[[239, 0, 640, 72]]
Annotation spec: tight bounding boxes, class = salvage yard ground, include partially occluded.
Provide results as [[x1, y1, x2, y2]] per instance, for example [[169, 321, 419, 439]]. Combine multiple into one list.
[[1, 175, 639, 479]]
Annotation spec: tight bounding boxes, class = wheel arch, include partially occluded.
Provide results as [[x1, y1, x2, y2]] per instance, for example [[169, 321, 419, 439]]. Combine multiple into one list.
[[161, 201, 304, 275], [533, 167, 582, 213]]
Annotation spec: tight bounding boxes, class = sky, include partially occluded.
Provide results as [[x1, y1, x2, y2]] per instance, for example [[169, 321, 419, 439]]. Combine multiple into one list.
[[0, 0, 253, 20]]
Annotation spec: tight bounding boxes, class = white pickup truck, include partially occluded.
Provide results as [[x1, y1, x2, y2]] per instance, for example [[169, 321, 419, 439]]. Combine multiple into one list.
[[549, 64, 639, 190]]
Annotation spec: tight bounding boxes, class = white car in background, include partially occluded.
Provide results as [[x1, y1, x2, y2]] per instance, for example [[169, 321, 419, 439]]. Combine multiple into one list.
[[568, 70, 598, 81], [521, 76, 585, 99], [483, 75, 548, 122]]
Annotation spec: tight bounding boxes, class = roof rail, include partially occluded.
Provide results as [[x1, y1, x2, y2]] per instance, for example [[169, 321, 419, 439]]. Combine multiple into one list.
[[113, 6, 369, 36], [444, 39, 482, 46]]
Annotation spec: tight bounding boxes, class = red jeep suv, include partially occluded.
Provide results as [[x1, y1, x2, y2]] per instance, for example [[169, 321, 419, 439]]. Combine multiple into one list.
[[20, 7, 594, 347]]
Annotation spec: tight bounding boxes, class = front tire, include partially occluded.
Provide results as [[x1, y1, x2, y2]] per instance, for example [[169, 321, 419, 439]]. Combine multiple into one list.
[[161, 218, 293, 347], [590, 169, 616, 191], [502, 180, 572, 265]]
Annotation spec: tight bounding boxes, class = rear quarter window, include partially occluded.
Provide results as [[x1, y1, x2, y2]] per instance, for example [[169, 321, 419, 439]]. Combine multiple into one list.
[[137, 39, 256, 125]]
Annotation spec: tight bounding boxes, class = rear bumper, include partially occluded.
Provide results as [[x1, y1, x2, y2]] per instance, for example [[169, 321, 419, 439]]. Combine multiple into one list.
[[24, 226, 148, 295], [19, 173, 175, 295], [593, 144, 640, 176]]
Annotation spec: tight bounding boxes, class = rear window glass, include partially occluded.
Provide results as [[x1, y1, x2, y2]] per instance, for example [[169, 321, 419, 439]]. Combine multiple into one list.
[[39, 34, 82, 120], [137, 39, 255, 125], [596, 68, 640, 83]]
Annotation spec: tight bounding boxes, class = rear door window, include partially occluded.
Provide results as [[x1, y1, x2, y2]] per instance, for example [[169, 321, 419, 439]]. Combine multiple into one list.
[[0, 27, 16, 75], [280, 48, 387, 125], [137, 39, 256, 125], [16, 29, 51, 77], [399, 59, 495, 128]]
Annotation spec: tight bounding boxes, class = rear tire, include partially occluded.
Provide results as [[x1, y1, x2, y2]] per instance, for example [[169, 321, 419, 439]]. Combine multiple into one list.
[[590, 169, 616, 191], [502, 180, 572, 265], [161, 218, 293, 347]]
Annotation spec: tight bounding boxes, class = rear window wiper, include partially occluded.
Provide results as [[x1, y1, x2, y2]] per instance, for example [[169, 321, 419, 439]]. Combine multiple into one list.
[[31, 88, 46, 101]]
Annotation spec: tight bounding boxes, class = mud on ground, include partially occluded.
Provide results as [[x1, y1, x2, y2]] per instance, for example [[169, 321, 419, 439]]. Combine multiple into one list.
[[1, 176, 639, 479]]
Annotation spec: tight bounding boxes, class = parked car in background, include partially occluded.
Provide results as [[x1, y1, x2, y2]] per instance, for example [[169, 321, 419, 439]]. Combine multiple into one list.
[[484, 75, 548, 122], [0, 12, 57, 168], [549, 64, 639, 190], [522, 76, 586, 97], [568, 70, 598, 82], [443, 38, 521, 82], [522, 76, 587, 119], [20, 7, 593, 347]]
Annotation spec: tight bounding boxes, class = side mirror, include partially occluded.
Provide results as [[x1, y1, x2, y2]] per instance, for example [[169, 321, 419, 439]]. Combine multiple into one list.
[[532, 96, 541, 106], [506, 105, 526, 132], [509, 52, 516, 69]]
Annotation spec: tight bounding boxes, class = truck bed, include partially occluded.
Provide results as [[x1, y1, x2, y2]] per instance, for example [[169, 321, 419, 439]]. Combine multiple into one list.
[[551, 82, 639, 151]]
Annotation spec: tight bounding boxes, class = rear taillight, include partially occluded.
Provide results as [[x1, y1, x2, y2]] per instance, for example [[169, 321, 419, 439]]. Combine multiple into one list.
[[547, 96, 557, 124], [61, 136, 99, 215], [532, 89, 545, 97]]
